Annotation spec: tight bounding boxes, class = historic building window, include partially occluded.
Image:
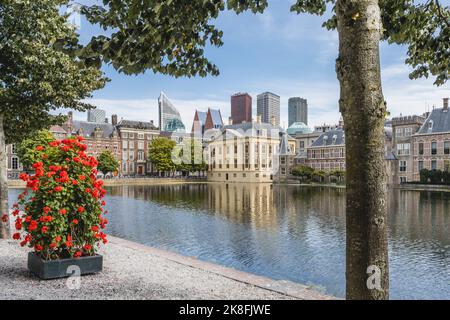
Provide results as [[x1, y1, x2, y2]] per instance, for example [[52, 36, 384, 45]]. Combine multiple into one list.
[[122, 133, 128, 139], [12, 144, 17, 154], [400, 160, 407, 172], [444, 141, 450, 155], [404, 127, 412, 136], [138, 151, 144, 161], [12, 157, 19, 170], [396, 128, 403, 137], [138, 141, 144, 150], [397, 143, 411, 156], [400, 177, 407, 183], [418, 142, 424, 155], [418, 161, 424, 172], [431, 160, 437, 170], [138, 133, 144, 139], [431, 141, 437, 155]]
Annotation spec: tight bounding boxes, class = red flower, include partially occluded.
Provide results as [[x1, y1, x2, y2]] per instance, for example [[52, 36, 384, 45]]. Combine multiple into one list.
[[54, 186, 63, 192], [35, 244, 43, 252], [83, 244, 92, 251], [91, 226, 99, 232], [74, 251, 82, 258], [72, 219, 79, 225], [19, 173, 29, 181], [41, 226, 49, 234], [43, 206, 51, 214], [77, 207, 85, 213], [77, 136, 84, 142], [85, 188, 91, 193], [12, 233, 21, 240], [28, 220, 38, 231], [65, 240, 73, 248], [55, 236, 62, 242], [59, 209, 67, 215], [79, 175, 86, 181], [49, 141, 60, 147], [1, 214, 9, 223], [72, 180, 78, 185], [35, 145, 44, 151], [49, 243, 57, 249]]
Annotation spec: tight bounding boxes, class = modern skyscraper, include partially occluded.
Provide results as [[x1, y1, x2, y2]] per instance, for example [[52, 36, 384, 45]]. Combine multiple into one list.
[[231, 93, 252, 124], [257, 92, 280, 125], [288, 97, 308, 126], [87, 109, 107, 123], [158, 92, 186, 133]]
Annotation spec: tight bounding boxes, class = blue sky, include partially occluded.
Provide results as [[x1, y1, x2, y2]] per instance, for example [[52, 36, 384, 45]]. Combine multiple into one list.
[[70, 0, 450, 130]]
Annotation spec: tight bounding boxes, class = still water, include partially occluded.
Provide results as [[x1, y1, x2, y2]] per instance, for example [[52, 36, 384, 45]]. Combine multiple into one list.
[[9, 184, 450, 299]]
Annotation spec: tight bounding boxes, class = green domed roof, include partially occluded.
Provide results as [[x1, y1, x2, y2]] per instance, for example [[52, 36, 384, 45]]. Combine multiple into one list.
[[287, 122, 313, 135]]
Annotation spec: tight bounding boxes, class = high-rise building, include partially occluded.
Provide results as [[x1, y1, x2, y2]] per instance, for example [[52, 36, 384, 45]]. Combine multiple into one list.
[[288, 97, 308, 126], [257, 92, 280, 125], [231, 93, 252, 124], [158, 92, 186, 133], [87, 109, 107, 123]]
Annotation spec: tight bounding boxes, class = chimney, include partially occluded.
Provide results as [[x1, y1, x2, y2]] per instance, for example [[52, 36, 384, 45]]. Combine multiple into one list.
[[444, 98, 449, 110], [256, 115, 262, 124], [111, 114, 118, 126]]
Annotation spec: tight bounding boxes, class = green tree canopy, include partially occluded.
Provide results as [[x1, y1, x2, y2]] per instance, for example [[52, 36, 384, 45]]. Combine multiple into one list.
[[148, 137, 177, 173], [292, 165, 315, 180], [97, 150, 120, 175], [1, 0, 107, 144]]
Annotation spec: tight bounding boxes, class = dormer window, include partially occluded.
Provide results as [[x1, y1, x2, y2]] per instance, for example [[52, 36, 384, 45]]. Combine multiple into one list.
[[323, 135, 328, 145], [332, 134, 338, 144], [428, 120, 434, 132]]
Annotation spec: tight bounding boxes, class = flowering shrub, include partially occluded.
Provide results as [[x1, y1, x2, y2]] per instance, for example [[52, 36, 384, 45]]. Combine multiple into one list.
[[12, 136, 109, 260]]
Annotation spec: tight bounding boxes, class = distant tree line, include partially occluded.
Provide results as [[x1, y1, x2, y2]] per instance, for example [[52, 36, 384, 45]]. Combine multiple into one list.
[[291, 165, 345, 184], [419, 169, 450, 185]]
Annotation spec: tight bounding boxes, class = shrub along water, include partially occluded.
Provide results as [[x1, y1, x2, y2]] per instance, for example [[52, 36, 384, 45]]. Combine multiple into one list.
[[419, 169, 450, 185]]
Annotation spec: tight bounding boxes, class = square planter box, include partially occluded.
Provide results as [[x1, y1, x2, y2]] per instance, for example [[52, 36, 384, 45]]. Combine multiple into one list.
[[28, 252, 103, 280]]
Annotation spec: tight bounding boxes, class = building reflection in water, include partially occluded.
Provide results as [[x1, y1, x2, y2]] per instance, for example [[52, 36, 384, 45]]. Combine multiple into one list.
[[101, 184, 448, 299]]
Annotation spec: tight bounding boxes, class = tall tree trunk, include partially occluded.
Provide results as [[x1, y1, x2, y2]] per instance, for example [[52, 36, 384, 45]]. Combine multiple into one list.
[[336, 0, 389, 300], [0, 113, 10, 239]]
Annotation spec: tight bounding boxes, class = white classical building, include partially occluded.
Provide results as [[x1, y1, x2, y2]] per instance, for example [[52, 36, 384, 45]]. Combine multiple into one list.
[[205, 117, 294, 183]]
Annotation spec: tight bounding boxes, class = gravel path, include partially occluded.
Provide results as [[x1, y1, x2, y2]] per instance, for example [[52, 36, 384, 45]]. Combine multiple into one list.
[[0, 237, 332, 300]]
